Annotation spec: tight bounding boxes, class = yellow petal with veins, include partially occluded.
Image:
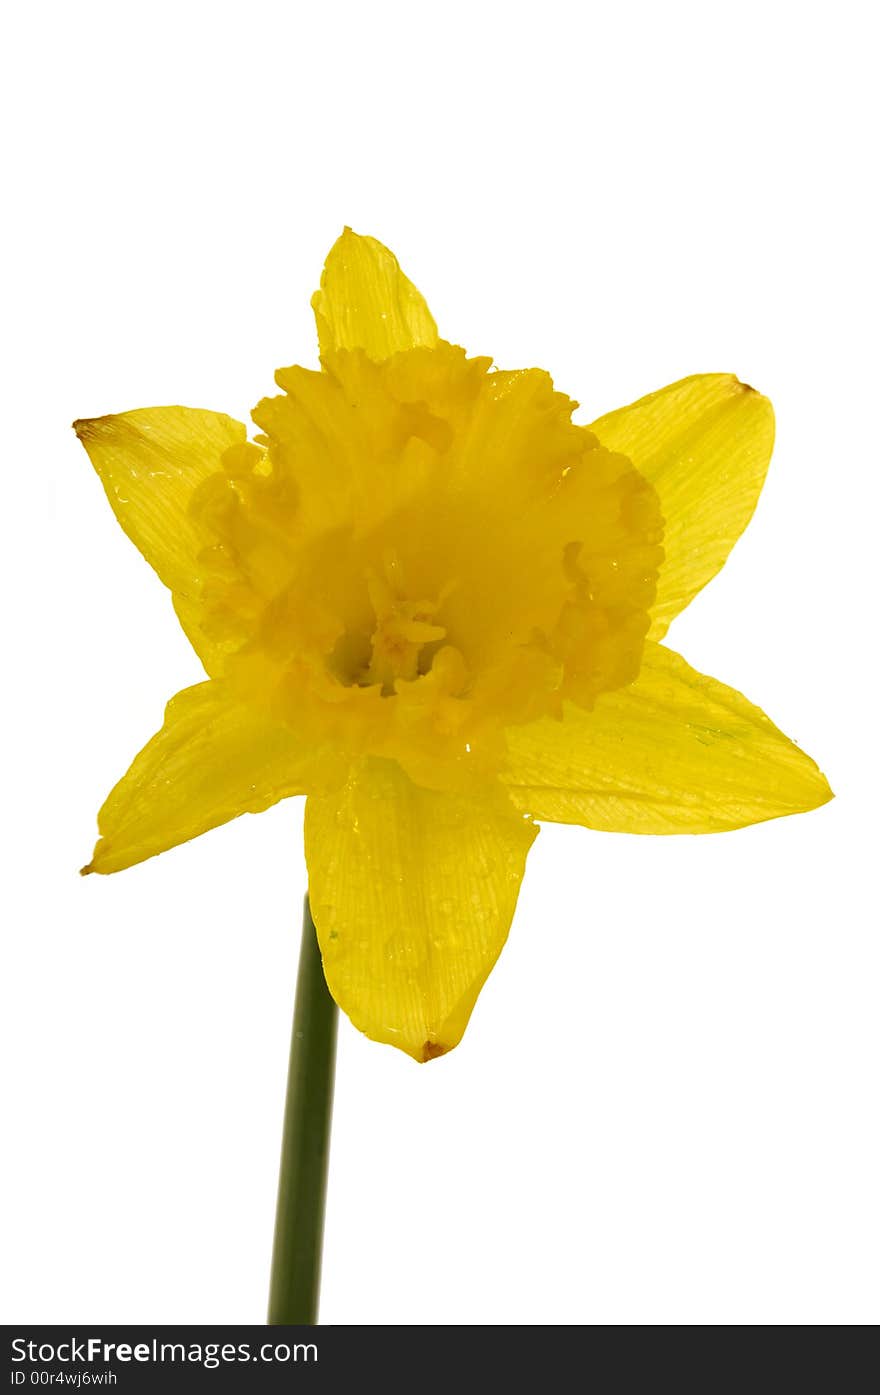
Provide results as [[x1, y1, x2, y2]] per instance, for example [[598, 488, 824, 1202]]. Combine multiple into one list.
[[589, 375, 774, 638], [312, 227, 438, 361], [305, 757, 537, 1060], [74, 407, 249, 674], [502, 642, 831, 833], [75, 233, 833, 1063], [85, 682, 341, 874]]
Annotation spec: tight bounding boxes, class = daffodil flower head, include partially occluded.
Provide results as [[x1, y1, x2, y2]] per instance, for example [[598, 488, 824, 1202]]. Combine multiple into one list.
[[76, 229, 832, 1062]]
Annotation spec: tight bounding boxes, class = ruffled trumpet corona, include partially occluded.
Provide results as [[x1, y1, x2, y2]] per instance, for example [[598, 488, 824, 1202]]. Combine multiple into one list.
[[76, 230, 831, 1061]]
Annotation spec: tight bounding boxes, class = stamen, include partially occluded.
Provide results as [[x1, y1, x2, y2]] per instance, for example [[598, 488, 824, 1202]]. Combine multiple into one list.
[[363, 557, 448, 691]]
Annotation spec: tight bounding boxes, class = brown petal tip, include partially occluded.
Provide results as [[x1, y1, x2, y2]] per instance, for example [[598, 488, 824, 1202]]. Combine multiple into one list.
[[73, 415, 124, 443], [421, 1040, 449, 1063]]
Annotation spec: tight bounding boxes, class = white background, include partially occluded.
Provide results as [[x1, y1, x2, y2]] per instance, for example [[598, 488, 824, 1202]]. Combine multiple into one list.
[[2, 1, 877, 1325]]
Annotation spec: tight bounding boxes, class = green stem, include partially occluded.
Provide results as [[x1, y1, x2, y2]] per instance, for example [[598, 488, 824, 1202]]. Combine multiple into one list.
[[267, 895, 338, 1325]]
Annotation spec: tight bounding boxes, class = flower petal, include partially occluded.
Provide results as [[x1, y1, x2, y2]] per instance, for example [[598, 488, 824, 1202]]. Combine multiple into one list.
[[305, 758, 537, 1060], [588, 375, 774, 638], [74, 407, 248, 673], [85, 682, 332, 874], [312, 228, 438, 361], [502, 642, 832, 833]]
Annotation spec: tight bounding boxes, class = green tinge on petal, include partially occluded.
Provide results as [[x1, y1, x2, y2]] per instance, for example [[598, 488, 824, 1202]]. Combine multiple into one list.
[[502, 642, 832, 834]]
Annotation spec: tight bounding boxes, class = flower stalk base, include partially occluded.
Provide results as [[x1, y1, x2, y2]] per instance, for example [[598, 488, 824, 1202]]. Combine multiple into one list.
[[267, 896, 337, 1325]]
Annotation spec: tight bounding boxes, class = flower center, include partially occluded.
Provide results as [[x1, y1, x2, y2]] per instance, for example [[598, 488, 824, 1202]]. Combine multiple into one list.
[[188, 341, 664, 790], [362, 554, 447, 692]]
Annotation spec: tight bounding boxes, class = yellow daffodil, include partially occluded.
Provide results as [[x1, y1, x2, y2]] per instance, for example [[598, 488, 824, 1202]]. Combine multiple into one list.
[[76, 230, 831, 1062]]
